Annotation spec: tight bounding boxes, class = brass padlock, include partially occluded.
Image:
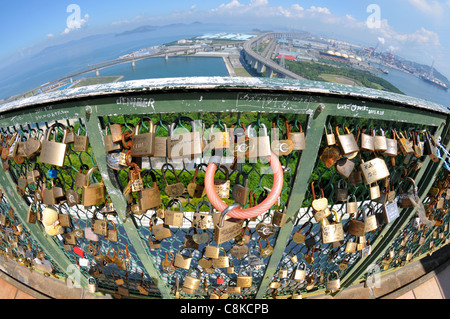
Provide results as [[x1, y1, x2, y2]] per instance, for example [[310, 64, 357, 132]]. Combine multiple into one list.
[[364, 205, 378, 232], [360, 156, 390, 185], [345, 237, 357, 253], [214, 165, 231, 199], [75, 164, 89, 189], [161, 252, 176, 274], [192, 200, 213, 230], [287, 120, 306, 151], [335, 126, 359, 156], [204, 242, 220, 259], [82, 166, 105, 207], [103, 126, 122, 153], [272, 204, 287, 227], [292, 262, 307, 281], [310, 181, 330, 222], [214, 203, 245, 244], [212, 247, 230, 269], [292, 222, 313, 244], [395, 130, 414, 156], [164, 199, 184, 227], [73, 127, 89, 153], [209, 123, 231, 150], [247, 122, 271, 159], [162, 163, 185, 198], [131, 118, 156, 157], [232, 171, 250, 206], [347, 209, 366, 237], [167, 116, 203, 160], [270, 117, 294, 156], [87, 277, 97, 294], [321, 210, 344, 244], [326, 271, 340, 293], [183, 268, 201, 292], [347, 194, 358, 215], [139, 170, 161, 211], [324, 124, 336, 146], [374, 129, 387, 152], [187, 163, 207, 198], [369, 182, 381, 200], [382, 129, 398, 157], [258, 237, 274, 257], [40, 124, 68, 167], [236, 266, 253, 288], [335, 157, 355, 178], [152, 119, 170, 158], [360, 128, 374, 152], [335, 180, 348, 202], [174, 247, 193, 270]]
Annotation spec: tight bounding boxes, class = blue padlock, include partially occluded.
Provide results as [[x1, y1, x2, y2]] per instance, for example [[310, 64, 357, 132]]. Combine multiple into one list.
[[48, 168, 57, 179]]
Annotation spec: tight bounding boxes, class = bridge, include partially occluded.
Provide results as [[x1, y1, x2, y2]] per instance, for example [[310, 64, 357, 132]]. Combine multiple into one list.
[[242, 32, 307, 79]]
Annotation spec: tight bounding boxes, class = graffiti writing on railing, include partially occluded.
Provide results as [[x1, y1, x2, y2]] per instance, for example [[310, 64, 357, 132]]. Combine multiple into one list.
[[236, 93, 317, 111], [336, 103, 385, 116], [116, 97, 156, 111]]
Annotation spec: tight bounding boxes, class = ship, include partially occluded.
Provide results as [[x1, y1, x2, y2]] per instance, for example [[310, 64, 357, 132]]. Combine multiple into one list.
[[420, 74, 448, 91], [419, 60, 448, 91]]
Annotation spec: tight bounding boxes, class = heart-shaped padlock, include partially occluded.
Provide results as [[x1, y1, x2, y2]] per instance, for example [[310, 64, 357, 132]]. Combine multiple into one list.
[[230, 244, 249, 259]]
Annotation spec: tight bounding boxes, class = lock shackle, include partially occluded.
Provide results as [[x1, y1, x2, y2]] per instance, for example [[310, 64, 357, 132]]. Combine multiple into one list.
[[234, 171, 249, 187], [218, 202, 241, 227], [195, 200, 213, 214], [247, 121, 268, 138], [311, 181, 325, 200], [84, 166, 100, 187], [141, 169, 158, 187], [134, 117, 155, 135], [192, 163, 208, 183], [167, 198, 184, 212], [46, 122, 67, 142], [161, 163, 180, 184], [205, 151, 284, 220], [215, 164, 229, 180], [258, 237, 271, 249]]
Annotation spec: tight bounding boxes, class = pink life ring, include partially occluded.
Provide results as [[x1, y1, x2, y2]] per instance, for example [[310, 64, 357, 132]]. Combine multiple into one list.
[[205, 151, 284, 219]]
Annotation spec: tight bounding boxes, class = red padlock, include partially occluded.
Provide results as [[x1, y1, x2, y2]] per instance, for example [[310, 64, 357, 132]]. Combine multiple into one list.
[[216, 274, 225, 285], [73, 246, 84, 258]]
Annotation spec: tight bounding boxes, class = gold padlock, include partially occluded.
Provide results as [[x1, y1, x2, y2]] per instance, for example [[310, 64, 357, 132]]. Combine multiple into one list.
[[174, 247, 193, 270], [360, 156, 390, 185], [131, 118, 156, 157], [335, 126, 359, 156], [236, 266, 253, 288], [82, 166, 105, 207], [214, 203, 245, 244], [40, 124, 68, 167], [321, 210, 344, 244], [212, 247, 230, 269]]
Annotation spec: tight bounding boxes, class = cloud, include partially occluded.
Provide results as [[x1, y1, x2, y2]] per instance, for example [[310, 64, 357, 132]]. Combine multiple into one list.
[[63, 13, 89, 35], [47, 34, 55, 38], [408, 0, 444, 16]]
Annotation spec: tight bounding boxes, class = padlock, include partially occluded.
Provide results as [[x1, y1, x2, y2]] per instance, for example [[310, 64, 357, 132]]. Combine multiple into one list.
[[152, 220, 172, 241], [304, 247, 315, 264], [335, 126, 359, 156], [129, 164, 144, 192], [369, 182, 381, 200], [286, 120, 306, 151], [161, 252, 176, 274], [66, 189, 80, 207], [174, 247, 193, 270], [398, 177, 419, 208], [364, 205, 378, 232], [88, 277, 97, 294], [152, 120, 170, 158], [381, 197, 400, 225], [293, 222, 312, 244], [292, 262, 307, 281], [105, 220, 118, 242], [382, 129, 398, 157], [326, 271, 340, 293], [73, 127, 89, 153], [310, 181, 330, 222], [164, 199, 184, 227], [167, 116, 202, 160], [320, 144, 342, 168], [42, 180, 57, 205], [347, 209, 366, 237], [236, 266, 253, 288], [258, 238, 274, 257], [192, 200, 213, 230], [374, 128, 387, 152], [232, 172, 250, 206], [335, 180, 348, 202], [204, 242, 220, 259], [247, 122, 271, 159], [413, 130, 424, 158], [272, 204, 287, 227], [360, 128, 374, 152], [347, 194, 358, 215], [40, 124, 68, 167], [324, 124, 336, 146], [214, 203, 245, 244], [348, 170, 362, 187], [396, 130, 414, 156], [335, 157, 355, 178], [131, 118, 156, 157], [184, 227, 199, 249], [82, 166, 105, 207], [214, 165, 230, 199], [75, 164, 89, 189], [278, 266, 288, 279], [63, 126, 75, 144], [212, 247, 230, 268], [162, 163, 185, 198], [360, 156, 390, 185], [270, 118, 294, 156], [103, 126, 122, 153], [24, 132, 42, 158], [187, 163, 207, 198], [321, 210, 344, 244], [91, 215, 108, 236], [139, 170, 161, 211], [424, 130, 439, 162], [345, 237, 357, 253], [209, 123, 231, 150]]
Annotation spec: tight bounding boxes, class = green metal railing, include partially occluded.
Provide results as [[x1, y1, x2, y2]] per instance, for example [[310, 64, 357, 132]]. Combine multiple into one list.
[[0, 77, 448, 299]]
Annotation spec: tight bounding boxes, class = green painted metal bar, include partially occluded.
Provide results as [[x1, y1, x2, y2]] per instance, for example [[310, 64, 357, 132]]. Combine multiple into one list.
[[84, 103, 172, 299]]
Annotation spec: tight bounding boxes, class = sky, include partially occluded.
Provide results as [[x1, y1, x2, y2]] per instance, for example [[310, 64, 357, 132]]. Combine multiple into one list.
[[1, 0, 450, 78]]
